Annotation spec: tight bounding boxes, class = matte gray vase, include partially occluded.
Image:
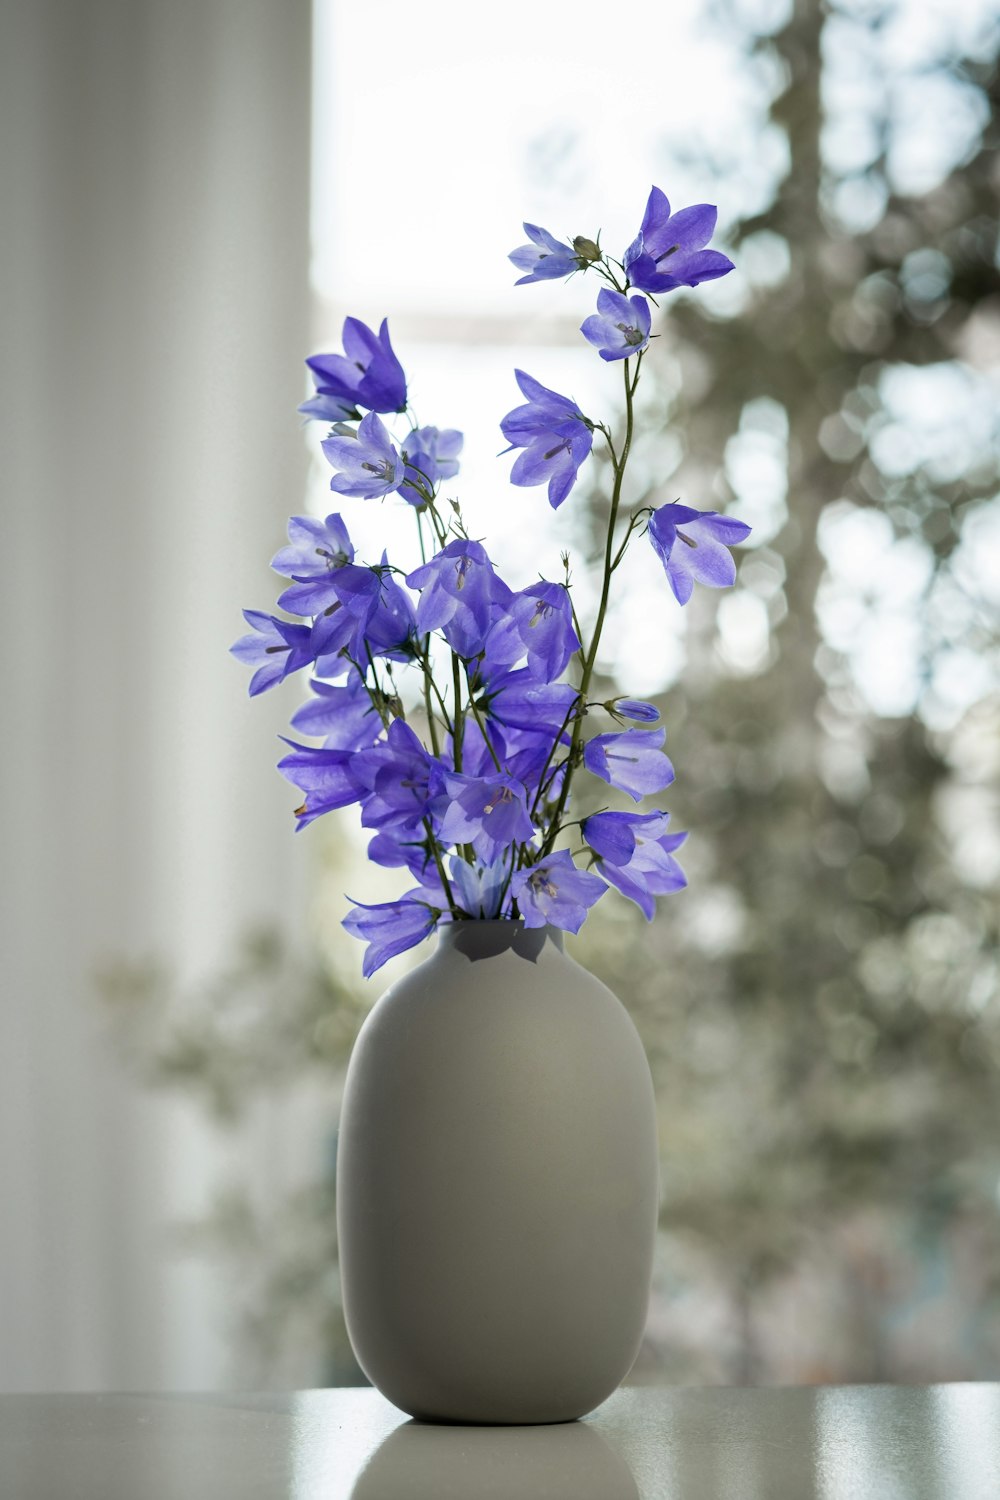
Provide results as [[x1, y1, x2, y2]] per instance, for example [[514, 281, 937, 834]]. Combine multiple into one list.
[[336, 921, 659, 1424]]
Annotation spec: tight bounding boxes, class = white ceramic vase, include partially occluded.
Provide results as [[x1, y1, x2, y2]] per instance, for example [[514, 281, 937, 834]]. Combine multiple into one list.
[[336, 921, 659, 1424]]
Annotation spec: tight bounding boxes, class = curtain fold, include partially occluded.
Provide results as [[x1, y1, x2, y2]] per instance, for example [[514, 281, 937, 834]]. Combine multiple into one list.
[[0, 0, 313, 1389]]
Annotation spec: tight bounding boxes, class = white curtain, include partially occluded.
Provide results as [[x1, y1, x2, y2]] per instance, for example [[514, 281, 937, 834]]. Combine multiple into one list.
[[0, 0, 313, 1389]]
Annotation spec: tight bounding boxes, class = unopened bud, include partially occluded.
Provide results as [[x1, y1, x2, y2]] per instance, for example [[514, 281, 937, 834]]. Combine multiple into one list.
[[573, 235, 601, 263]]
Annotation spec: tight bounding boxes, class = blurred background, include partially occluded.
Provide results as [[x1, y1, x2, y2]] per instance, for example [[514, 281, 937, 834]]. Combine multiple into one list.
[[2, 0, 999, 1392]]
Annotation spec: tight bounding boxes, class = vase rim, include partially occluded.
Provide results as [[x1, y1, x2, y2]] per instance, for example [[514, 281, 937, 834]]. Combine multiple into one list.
[[436, 920, 565, 957]]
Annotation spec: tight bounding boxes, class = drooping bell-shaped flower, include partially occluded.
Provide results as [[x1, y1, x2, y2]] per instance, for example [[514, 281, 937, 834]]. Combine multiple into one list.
[[342, 892, 441, 977], [510, 850, 606, 933], [580, 289, 652, 361], [436, 772, 535, 862], [647, 502, 751, 605], [583, 727, 675, 802], [322, 412, 405, 501], [583, 810, 687, 919], [304, 316, 407, 415], [499, 370, 594, 509], [406, 539, 512, 659], [623, 187, 734, 295]]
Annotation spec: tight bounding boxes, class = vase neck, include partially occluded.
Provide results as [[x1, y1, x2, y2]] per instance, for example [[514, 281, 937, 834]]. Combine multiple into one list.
[[437, 921, 565, 963]]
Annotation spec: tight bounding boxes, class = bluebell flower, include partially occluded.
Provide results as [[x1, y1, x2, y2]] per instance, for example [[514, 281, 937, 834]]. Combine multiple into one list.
[[305, 557, 417, 665], [437, 772, 535, 862], [305, 317, 407, 415], [399, 426, 464, 507], [276, 741, 360, 829], [474, 665, 580, 740], [580, 289, 652, 361], [510, 850, 606, 933], [230, 610, 342, 697], [583, 728, 675, 801], [365, 830, 442, 885], [342, 892, 441, 978], [647, 502, 752, 605], [298, 391, 361, 424], [406, 539, 512, 660], [351, 564, 419, 663], [271, 513, 354, 580], [449, 855, 511, 918], [624, 187, 734, 295], [289, 671, 381, 752], [583, 811, 687, 919], [486, 581, 580, 682], [610, 698, 660, 723], [272, 514, 356, 615], [322, 412, 404, 501], [497, 725, 565, 799], [351, 719, 441, 837], [508, 223, 583, 285], [500, 370, 594, 509]]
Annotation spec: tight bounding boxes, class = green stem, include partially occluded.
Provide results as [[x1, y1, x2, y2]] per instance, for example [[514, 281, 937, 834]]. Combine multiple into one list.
[[539, 355, 640, 857], [423, 816, 458, 916], [465, 670, 504, 773], [451, 651, 465, 772]]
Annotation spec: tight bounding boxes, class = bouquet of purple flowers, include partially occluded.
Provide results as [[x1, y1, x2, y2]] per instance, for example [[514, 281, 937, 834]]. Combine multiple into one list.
[[234, 187, 750, 976]]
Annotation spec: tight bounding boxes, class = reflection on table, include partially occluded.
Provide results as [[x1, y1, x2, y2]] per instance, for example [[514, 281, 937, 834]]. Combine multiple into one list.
[[1, 1383, 999, 1499]]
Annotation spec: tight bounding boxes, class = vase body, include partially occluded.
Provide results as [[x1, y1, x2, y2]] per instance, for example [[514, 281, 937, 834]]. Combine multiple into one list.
[[336, 922, 659, 1424]]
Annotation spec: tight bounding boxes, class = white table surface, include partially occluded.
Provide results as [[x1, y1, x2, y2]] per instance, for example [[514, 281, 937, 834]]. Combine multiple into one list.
[[2, 1384, 999, 1499]]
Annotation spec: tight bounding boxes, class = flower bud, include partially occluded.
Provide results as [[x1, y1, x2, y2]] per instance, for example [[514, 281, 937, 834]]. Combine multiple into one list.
[[573, 235, 602, 263]]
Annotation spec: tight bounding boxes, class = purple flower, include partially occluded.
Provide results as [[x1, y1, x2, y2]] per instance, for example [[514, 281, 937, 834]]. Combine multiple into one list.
[[510, 850, 606, 933], [400, 426, 464, 506], [486, 581, 580, 683], [449, 855, 510, 918], [475, 666, 580, 740], [305, 559, 417, 665], [445, 718, 503, 781], [289, 671, 381, 751], [583, 728, 675, 802], [497, 725, 564, 798], [437, 772, 535, 861], [624, 187, 734, 295], [500, 370, 594, 510], [406, 540, 512, 660], [366, 830, 441, 884], [305, 317, 407, 416], [610, 698, 660, 723], [322, 412, 404, 501], [647, 502, 752, 605], [276, 741, 360, 829], [272, 514, 356, 615], [350, 564, 419, 663], [272, 513, 354, 579], [351, 719, 441, 836], [343, 892, 441, 978], [508, 223, 582, 285], [583, 810, 687, 919], [298, 391, 360, 424], [580, 289, 652, 362], [230, 610, 341, 696]]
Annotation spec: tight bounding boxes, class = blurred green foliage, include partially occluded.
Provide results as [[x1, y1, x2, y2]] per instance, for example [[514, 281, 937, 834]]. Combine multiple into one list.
[[575, 0, 1000, 1381]]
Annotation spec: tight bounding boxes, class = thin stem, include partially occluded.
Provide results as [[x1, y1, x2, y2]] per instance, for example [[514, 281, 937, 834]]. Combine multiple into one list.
[[528, 695, 582, 821], [422, 816, 458, 916], [423, 666, 441, 758], [465, 669, 504, 773], [451, 651, 465, 772], [610, 509, 647, 573], [539, 353, 640, 857]]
